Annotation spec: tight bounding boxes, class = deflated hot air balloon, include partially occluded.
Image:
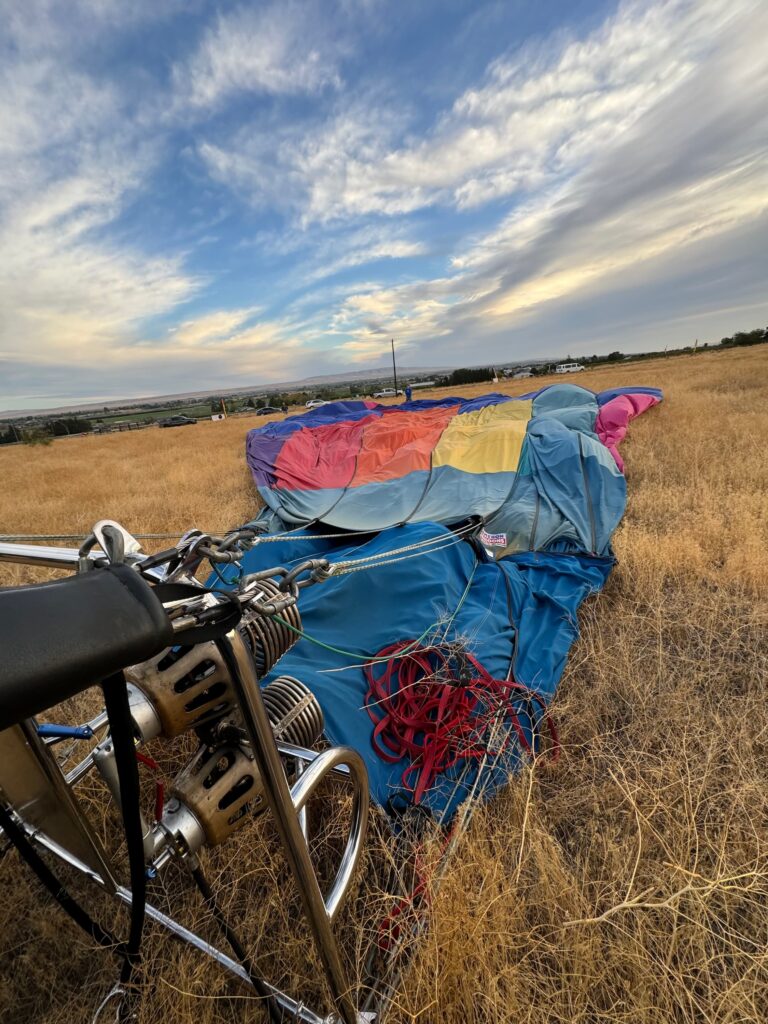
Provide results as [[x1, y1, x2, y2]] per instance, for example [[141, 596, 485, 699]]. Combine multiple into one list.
[[215, 383, 661, 820]]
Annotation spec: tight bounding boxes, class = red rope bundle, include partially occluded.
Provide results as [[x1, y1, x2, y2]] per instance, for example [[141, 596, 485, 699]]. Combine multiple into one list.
[[364, 641, 558, 805]]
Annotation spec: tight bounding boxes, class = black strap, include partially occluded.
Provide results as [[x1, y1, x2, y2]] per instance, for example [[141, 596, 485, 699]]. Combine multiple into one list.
[[191, 865, 285, 1023], [102, 672, 146, 992], [0, 800, 122, 953], [0, 674, 148, 1014]]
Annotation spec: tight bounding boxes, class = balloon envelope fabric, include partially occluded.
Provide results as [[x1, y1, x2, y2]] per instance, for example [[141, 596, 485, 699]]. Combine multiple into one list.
[[224, 384, 662, 820], [212, 527, 613, 820], [246, 384, 662, 558]]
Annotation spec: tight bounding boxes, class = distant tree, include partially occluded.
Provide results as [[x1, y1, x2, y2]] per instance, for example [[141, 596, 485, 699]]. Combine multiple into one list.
[[0, 423, 20, 445], [448, 367, 494, 386], [21, 426, 52, 446], [732, 329, 766, 347], [719, 327, 766, 348], [48, 417, 91, 436]]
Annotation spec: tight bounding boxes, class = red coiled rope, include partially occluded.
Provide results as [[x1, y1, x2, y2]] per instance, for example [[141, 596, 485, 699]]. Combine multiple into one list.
[[367, 641, 560, 951], [364, 641, 558, 806]]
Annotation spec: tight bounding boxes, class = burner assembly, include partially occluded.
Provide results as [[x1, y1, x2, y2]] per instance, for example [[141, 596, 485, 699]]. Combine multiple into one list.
[[0, 525, 370, 1024], [92, 598, 327, 863]]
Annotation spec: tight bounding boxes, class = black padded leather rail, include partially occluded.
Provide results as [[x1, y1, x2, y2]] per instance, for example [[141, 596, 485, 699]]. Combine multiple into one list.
[[0, 565, 173, 730]]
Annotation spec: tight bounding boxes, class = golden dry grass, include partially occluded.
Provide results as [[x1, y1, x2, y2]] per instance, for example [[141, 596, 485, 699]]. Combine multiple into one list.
[[0, 345, 767, 1023]]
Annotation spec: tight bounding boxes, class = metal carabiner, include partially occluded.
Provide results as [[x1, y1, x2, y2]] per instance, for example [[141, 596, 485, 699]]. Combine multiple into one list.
[[256, 593, 298, 616], [279, 558, 331, 593]]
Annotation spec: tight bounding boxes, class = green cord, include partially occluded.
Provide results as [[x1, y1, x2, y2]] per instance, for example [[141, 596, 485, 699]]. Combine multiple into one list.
[[274, 557, 479, 665]]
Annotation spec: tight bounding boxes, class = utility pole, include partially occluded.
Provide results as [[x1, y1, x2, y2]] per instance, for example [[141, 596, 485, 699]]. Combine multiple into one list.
[[391, 338, 399, 395]]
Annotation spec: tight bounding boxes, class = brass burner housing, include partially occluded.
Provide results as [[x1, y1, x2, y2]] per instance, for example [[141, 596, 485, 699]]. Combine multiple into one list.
[[126, 642, 234, 737], [171, 742, 264, 846]]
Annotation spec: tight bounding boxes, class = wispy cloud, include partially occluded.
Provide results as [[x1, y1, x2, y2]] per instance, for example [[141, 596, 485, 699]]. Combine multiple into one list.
[[302, 0, 768, 359], [303, 225, 428, 281], [169, 306, 262, 346], [199, 0, 739, 223], [197, 99, 399, 222], [174, 1, 344, 110], [0, 5, 201, 378]]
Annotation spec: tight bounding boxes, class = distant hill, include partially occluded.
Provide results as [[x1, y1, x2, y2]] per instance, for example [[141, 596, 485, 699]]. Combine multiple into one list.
[[0, 365, 454, 419]]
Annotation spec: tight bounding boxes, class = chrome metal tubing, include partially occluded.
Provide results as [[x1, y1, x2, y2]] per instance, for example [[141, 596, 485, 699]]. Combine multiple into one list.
[[277, 741, 351, 776], [0, 541, 101, 570], [289, 747, 369, 923], [294, 758, 309, 843], [64, 752, 95, 786], [122, 893, 329, 1024], [0, 541, 168, 581], [28, 829, 330, 1024], [218, 628, 364, 1024]]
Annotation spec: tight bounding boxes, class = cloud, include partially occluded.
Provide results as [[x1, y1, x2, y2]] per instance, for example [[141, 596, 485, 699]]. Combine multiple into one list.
[[0, 6, 201, 377], [199, 0, 741, 224], [1, 301, 318, 410], [174, 1, 343, 110], [304, 0, 768, 364], [0, 147, 201, 367], [158, 312, 291, 360], [197, 99, 400, 222], [452, 2, 768, 323], [328, 277, 461, 362], [170, 306, 262, 346], [303, 225, 428, 281]]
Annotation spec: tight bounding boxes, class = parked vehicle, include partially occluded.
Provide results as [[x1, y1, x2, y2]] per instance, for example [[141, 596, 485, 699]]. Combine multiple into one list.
[[512, 371, 533, 379], [555, 363, 585, 374], [373, 388, 404, 398], [305, 399, 327, 408], [158, 414, 196, 427], [255, 406, 282, 416]]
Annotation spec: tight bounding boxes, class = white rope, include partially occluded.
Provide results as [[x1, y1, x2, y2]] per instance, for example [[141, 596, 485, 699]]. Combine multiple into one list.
[[324, 522, 476, 575], [250, 521, 473, 542], [327, 536, 473, 578], [251, 527, 380, 542]]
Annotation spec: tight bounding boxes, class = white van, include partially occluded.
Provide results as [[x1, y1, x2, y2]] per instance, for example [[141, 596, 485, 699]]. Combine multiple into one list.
[[555, 363, 585, 374]]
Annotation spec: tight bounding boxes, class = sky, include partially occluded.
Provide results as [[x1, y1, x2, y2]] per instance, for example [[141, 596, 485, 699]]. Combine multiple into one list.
[[1, 0, 766, 411]]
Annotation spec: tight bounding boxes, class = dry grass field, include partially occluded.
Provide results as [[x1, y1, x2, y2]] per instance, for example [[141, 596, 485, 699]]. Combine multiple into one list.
[[0, 345, 766, 1023]]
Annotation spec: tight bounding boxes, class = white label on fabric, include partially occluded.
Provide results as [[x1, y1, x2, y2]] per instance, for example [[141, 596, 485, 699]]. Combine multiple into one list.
[[480, 529, 507, 547]]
